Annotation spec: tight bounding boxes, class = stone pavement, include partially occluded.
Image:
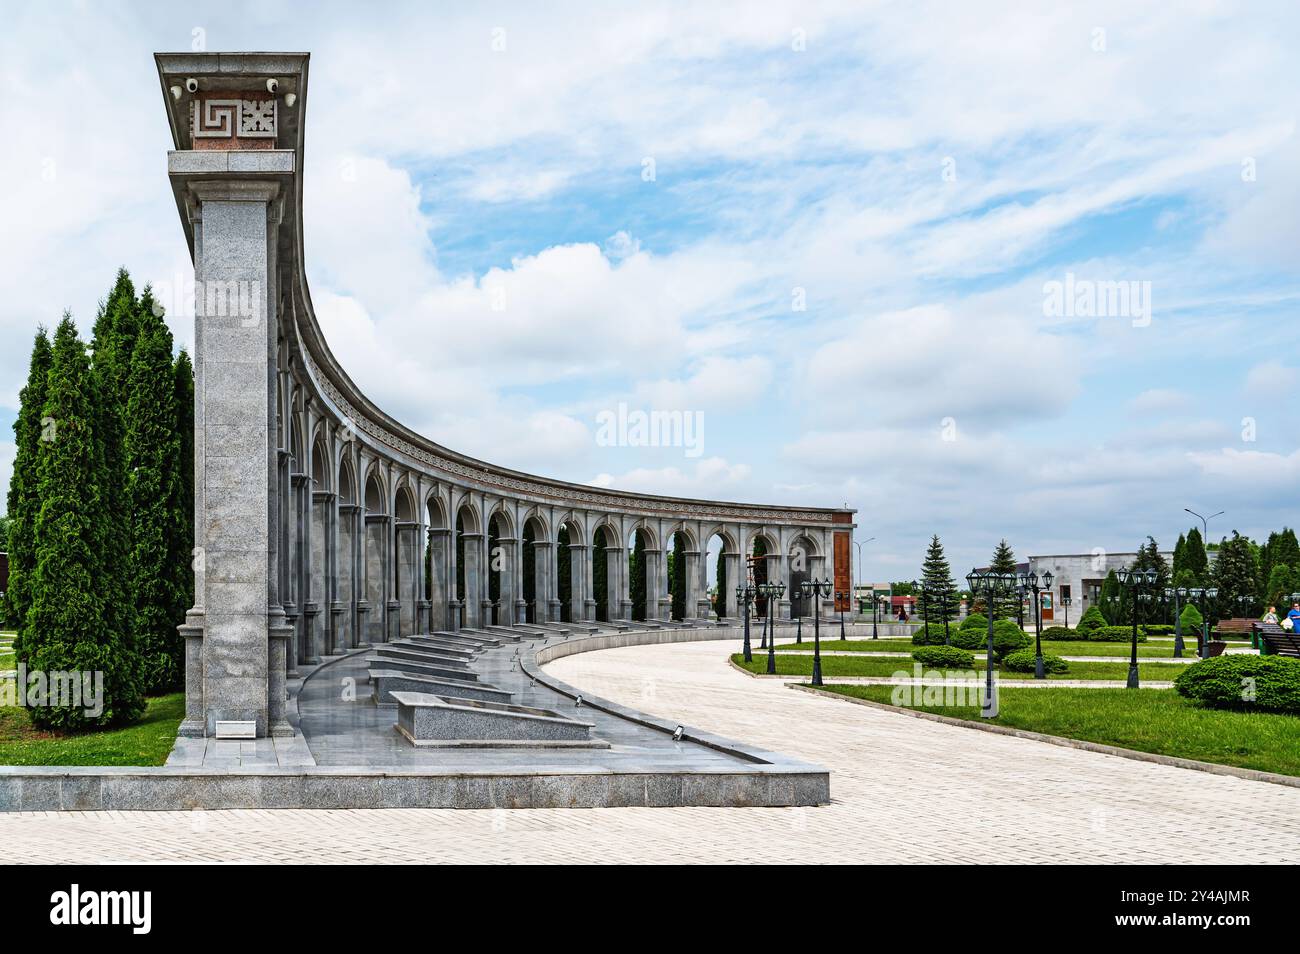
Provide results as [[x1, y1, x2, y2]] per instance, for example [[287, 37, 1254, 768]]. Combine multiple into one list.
[[2, 637, 1297, 863]]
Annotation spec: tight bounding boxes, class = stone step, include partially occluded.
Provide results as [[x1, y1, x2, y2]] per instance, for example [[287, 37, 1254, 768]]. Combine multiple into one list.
[[457, 626, 518, 642], [368, 669, 511, 707], [374, 646, 470, 669], [481, 625, 532, 641], [366, 654, 480, 682], [524, 622, 573, 636], [392, 691, 603, 747], [390, 638, 475, 660], [423, 630, 499, 647]]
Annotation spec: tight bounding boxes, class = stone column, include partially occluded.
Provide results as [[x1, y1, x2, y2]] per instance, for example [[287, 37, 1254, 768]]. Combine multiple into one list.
[[174, 176, 283, 738], [427, 527, 450, 632], [308, 489, 331, 659], [723, 550, 741, 619], [685, 548, 707, 619], [336, 503, 359, 650], [395, 521, 418, 636], [567, 542, 588, 623], [461, 532, 483, 629], [364, 514, 388, 643], [496, 537, 518, 628], [532, 541, 553, 623]]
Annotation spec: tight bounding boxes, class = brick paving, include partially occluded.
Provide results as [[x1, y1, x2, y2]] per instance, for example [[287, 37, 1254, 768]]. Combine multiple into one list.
[[2, 637, 1296, 863]]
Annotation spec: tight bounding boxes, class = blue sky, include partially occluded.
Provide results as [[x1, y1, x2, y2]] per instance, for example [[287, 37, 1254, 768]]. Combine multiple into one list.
[[1, 1, 1298, 580]]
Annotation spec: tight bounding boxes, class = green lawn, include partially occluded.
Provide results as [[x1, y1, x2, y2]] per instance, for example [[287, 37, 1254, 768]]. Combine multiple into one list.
[[773, 637, 1194, 658], [732, 653, 1189, 682], [0, 692, 184, 765], [813, 684, 1300, 777]]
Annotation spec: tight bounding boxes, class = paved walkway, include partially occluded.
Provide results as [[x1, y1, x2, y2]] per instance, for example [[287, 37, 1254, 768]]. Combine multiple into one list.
[[1, 637, 1297, 862]]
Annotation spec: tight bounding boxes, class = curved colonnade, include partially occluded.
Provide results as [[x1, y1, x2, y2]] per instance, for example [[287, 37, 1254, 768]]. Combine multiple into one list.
[[156, 52, 854, 738]]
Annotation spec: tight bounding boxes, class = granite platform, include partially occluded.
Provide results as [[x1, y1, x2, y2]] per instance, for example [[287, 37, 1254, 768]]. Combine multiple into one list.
[[0, 624, 831, 810]]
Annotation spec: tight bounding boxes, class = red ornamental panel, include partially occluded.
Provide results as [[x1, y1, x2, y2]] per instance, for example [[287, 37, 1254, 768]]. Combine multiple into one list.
[[834, 531, 851, 611]]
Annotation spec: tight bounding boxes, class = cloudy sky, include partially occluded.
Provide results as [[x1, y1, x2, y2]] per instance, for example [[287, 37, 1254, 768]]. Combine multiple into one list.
[[1, 1, 1297, 581]]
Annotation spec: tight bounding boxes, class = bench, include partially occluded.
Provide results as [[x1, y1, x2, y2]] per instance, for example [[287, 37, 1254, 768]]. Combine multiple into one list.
[[1254, 623, 1300, 658], [1214, 618, 1257, 638]]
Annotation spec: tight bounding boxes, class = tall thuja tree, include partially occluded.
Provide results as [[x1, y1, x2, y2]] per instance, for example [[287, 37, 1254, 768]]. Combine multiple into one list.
[[1183, 526, 1209, 585], [124, 318, 182, 692], [670, 532, 686, 620], [988, 539, 1018, 620], [25, 316, 143, 728], [1265, 564, 1294, 611], [920, 535, 955, 622], [4, 328, 52, 637], [630, 532, 646, 620], [1171, 532, 1187, 579], [167, 349, 195, 627], [1099, 569, 1122, 624], [715, 545, 727, 620]]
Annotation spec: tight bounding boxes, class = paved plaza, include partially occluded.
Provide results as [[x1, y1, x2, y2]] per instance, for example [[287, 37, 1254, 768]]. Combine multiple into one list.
[[3, 637, 1297, 863]]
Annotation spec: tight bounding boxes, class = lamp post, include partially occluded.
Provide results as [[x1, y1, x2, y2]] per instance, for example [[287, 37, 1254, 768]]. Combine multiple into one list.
[[1062, 594, 1072, 630], [836, 591, 848, 640], [871, 594, 881, 640], [1185, 507, 1224, 545], [1019, 569, 1054, 680], [763, 581, 785, 675], [1116, 566, 1158, 688], [966, 569, 1017, 718], [736, 583, 756, 663], [758, 586, 768, 650], [795, 588, 803, 645], [801, 578, 832, 686], [1166, 587, 1186, 657]]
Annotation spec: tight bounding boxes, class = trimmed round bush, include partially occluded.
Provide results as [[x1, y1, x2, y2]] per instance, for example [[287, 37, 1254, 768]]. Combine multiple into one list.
[[1075, 605, 1107, 636], [950, 625, 987, 650], [911, 645, 975, 669], [992, 619, 1031, 659], [960, 612, 987, 632], [1174, 655, 1300, 714], [1041, 625, 1074, 640], [1142, 624, 1175, 636], [1001, 649, 1069, 674], [1092, 625, 1147, 642], [911, 622, 955, 645]]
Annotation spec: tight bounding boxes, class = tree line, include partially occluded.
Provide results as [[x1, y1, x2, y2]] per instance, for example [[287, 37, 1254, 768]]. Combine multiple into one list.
[[2, 269, 194, 730]]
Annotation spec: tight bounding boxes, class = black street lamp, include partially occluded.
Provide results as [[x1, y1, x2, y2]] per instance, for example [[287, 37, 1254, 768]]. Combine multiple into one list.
[[762, 581, 785, 675], [1165, 586, 1186, 657], [1018, 569, 1054, 679], [758, 587, 768, 650], [966, 569, 1017, 718], [795, 589, 803, 644], [871, 593, 881, 640], [1062, 594, 1072, 629], [1116, 566, 1158, 688], [1186, 587, 1219, 657], [801, 578, 832, 686], [836, 591, 848, 640], [736, 583, 756, 663]]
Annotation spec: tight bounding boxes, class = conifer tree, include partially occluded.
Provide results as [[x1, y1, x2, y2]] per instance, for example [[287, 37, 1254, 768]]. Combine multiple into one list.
[[671, 532, 686, 620], [167, 349, 196, 627], [3, 328, 52, 638], [24, 316, 143, 729], [1183, 526, 1209, 584], [631, 532, 646, 620], [920, 535, 956, 621], [125, 320, 182, 692], [715, 546, 727, 620], [988, 538, 1018, 620]]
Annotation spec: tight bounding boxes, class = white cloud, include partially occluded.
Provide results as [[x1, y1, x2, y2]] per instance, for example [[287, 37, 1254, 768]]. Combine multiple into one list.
[[1128, 388, 1191, 415]]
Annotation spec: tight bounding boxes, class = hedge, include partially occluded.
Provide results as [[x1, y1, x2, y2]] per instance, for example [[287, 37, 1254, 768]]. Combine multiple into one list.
[[1174, 655, 1300, 714], [1092, 625, 1147, 643], [912, 645, 975, 669], [1001, 649, 1069, 674], [1041, 626, 1074, 640], [960, 612, 987, 632]]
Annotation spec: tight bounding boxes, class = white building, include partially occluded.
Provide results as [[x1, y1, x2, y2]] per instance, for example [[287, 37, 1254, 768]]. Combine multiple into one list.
[[1026, 551, 1175, 625]]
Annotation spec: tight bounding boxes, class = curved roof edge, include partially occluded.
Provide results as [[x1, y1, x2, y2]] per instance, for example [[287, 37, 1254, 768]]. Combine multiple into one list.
[[156, 52, 855, 528]]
